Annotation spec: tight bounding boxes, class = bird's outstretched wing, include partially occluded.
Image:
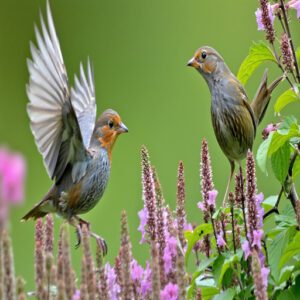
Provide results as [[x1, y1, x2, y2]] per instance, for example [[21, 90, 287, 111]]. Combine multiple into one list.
[[27, 2, 96, 182]]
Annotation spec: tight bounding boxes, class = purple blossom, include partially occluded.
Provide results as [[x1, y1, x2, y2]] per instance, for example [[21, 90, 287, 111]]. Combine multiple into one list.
[[184, 223, 193, 231], [207, 189, 218, 207], [252, 229, 264, 249], [72, 290, 80, 300], [262, 123, 278, 140], [138, 207, 148, 244], [0, 148, 26, 204], [242, 240, 251, 259], [160, 283, 179, 300], [255, 4, 275, 31], [163, 247, 172, 274], [105, 263, 120, 300], [131, 260, 144, 282], [140, 262, 152, 298], [216, 233, 226, 247], [289, 0, 300, 18], [197, 201, 206, 212], [261, 267, 270, 288]]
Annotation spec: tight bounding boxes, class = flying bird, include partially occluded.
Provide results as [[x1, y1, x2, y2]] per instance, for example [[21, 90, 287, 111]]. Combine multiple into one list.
[[22, 2, 128, 253], [187, 46, 282, 203]]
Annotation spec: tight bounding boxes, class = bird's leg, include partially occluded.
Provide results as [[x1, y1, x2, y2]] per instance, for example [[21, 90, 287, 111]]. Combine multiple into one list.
[[223, 160, 235, 207], [74, 216, 108, 255]]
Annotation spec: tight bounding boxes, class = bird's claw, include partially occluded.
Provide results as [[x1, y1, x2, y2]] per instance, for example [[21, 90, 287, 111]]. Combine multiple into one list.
[[73, 220, 108, 255]]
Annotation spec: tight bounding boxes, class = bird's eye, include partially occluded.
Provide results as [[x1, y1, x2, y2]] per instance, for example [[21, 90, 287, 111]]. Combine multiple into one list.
[[201, 51, 207, 59], [108, 120, 114, 129]]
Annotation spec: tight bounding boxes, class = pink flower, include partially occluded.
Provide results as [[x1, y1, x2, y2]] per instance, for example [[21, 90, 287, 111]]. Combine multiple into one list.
[[160, 283, 179, 300], [261, 267, 270, 288], [0, 148, 26, 204], [131, 260, 144, 282], [138, 207, 148, 243], [242, 240, 251, 259], [184, 222, 193, 231], [163, 247, 173, 274], [105, 263, 120, 300], [216, 233, 226, 247], [255, 3, 275, 31], [207, 189, 218, 207], [252, 229, 263, 249], [72, 290, 80, 300], [141, 262, 152, 298], [289, 0, 300, 18], [197, 201, 206, 212]]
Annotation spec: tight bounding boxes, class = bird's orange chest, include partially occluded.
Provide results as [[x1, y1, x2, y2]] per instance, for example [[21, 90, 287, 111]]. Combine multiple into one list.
[[98, 129, 117, 161]]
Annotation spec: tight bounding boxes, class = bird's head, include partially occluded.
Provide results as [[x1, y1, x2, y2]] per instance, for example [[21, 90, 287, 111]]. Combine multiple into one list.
[[187, 46, 226, 79], [93, 109, 128, 154]]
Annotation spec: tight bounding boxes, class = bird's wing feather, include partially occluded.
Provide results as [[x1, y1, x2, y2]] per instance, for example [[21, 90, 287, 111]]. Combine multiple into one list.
[[27, 2, 88, 182], [71, 59, 97, 149]]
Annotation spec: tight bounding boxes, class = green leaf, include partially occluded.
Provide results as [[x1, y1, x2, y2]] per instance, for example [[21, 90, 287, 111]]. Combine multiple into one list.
[[185, 223, 213, 265], [292, 155, 300, 179], [257, 132, 274, 174], [268, 226, 296, 282], [237, 41, 276, 85], [278, 266, 294, 285], [296, 47, 300, 66], [277, 115, 298, 135], [262, 195, 277, 212], [279, 232, 300, 269], [274, 88, 300, 113], [201, 287, 220, 300], [268, 124, 300, 156], [271, 142, 291, 184], [213, 254, 239, 287], [213, 288, 236, 300]]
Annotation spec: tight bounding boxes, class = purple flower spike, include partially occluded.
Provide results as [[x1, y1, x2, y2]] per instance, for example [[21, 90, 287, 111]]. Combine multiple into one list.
[[160, 283, 179, 300], [255, 4, 275, 31]]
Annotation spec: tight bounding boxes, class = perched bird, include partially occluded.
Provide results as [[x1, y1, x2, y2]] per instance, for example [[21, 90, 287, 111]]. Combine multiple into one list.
[[187, 46, 282, 203], [22, 2, 128, 252]]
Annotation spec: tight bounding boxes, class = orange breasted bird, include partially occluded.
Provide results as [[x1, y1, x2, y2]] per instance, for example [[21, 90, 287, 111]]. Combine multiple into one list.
[[187, 46, 282, 203], [22, 2, 128, 252]]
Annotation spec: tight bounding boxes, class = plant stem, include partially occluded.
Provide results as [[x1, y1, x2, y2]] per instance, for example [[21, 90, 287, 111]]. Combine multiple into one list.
[[230, 205, 236, 254], [209, 209, 221, 255], [279, 0, 300, 82]]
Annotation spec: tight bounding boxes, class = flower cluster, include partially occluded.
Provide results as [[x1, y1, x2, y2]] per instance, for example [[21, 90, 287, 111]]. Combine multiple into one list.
[[0, 147, 26, 227]]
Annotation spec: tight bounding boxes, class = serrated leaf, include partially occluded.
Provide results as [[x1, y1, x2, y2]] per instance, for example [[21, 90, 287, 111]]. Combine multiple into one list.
[[271, 142, 291, 184], [257, 132, 274, 174], [279, 232, 300, 269], [237, 41, 276, 85], [274, 88, 300, 113]]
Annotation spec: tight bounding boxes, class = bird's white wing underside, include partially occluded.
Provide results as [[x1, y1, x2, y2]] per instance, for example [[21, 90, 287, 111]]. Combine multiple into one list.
[[27, 1, 96, 179]]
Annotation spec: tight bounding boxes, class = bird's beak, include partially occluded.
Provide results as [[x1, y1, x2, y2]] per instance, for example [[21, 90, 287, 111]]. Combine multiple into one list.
[[117, 122, 129, 133], [187, 57, 200, 69]]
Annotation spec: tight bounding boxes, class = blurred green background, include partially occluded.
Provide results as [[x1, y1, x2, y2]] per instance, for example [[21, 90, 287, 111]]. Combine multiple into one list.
[[0, 0, 299, 290]]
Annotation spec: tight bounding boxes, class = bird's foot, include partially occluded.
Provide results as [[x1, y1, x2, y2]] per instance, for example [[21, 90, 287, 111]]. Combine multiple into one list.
[[73, 217, 107, 255]]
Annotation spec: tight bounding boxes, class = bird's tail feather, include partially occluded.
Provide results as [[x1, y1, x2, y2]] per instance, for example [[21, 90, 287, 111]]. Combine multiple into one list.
[[21, 201, 48, 221], [251, 69, 284, 125]]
